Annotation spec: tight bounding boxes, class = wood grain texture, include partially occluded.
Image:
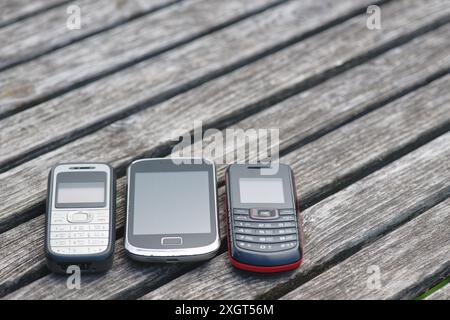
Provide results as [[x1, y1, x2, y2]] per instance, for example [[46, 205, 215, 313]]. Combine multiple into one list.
[[3, 25, 449, 296], [425, 283, 450, 300], [0, 177, 123, 297], [5, 72, 450, 299], [0, 0, 177, 69], [0, 0, 377, 160], [0, 0, 284, 115], [141, 76, 450, 299], [5, 238, 194, 300], [0, 0, 447, 230], [0, 0, 68, 26], [281, 199, 450, 300]]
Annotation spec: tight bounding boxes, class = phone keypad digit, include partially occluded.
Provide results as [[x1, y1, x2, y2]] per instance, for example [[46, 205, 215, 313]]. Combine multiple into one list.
[[49, 210, 110, 255], [232, 208, 298, 253]]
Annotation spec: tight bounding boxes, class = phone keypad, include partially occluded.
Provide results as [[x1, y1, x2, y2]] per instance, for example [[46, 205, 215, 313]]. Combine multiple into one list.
[[232, 208, 298, 253], [49, 209, 110, 255]]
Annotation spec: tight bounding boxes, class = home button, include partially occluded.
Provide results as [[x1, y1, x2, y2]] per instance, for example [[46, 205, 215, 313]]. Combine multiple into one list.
[[161, 237, 183, 246]]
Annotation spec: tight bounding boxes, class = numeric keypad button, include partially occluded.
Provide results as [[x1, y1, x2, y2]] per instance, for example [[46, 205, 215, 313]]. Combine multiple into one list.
[[89, 231, 109, 238], [233, 215, 252, 222], [69, 247, 90, 255], [90, 224, 109, 231], [91, 212, 109, 224], [51, 213, 67, 224], [88, 247, 106, 254], [256, 236, 275, 243], [50, 232, 70, 239], [50, 239, 70, 247], [278, 241, 297, 250], [279, 209, 295, 215], [70, 224, 90, 231], [88, 239, 108, 246], [274, 228, 297, 235], [256, 229, 275, 235], [281, 221, 297, 228], [52, 247, 70, 254], [234, 221, 254, 228], [236, 241, 257, 250], [51, 225, 71, 232], [235, 234, 256, 242], [278, 215, 296, 222], [235, 228, 256, 235], [234, 209, 249, 215], [69, 239, 88, 246]]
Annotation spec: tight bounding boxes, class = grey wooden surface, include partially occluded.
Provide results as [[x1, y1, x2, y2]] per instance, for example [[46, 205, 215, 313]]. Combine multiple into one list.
[[0, 0, 446, 230], [0, 0, 283, 116], [0, 0, 176, 71], [281, 198, 450, 300], [142, 76, 450, 300], [0, 0, 69, 27], [0, 0, 449, 300], [0, 0, 375, 156]]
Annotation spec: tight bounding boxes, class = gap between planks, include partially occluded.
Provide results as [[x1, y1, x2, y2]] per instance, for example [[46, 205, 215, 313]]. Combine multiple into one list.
[[0, 0, 72, 29], [0, 0, 184, 72], [0, 0, 449, 234], [3, 68, 450, 299], [0, 0, 400, 228], [424, 280, 450, 300], [280, 199, 450, 300], [0, 0, 291, 118], [140, 122, 450, 300], [0, 0, 382, 142]]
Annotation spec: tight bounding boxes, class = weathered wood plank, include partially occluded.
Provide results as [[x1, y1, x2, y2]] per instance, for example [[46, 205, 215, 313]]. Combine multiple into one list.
[[0, 0, 285, 116], [0, 0, 178, 70], [281, 199, 450, 300], [141, 77, 450, 300], [0, 0, 377, 159], [425, 283, 450, 300], [4, 238, 196, 300], [3, 23, 449, 297], [0, 0, 447, 231], [5, 66, 450, 299], [0, 177, 127, 296], [0, 0, 69, 27]]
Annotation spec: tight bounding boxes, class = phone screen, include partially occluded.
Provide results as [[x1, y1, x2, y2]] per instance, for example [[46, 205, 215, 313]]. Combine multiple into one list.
[[55, 171, 107, 208], [57, 182, 105, 203], [133, 171, 211, 235], [239, 178, 285, 204]]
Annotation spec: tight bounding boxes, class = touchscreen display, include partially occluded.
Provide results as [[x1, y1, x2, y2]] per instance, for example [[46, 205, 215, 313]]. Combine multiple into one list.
[[239, 178, 285, 203], [57, 182, 105, 203], [133, 171, 211, 235]]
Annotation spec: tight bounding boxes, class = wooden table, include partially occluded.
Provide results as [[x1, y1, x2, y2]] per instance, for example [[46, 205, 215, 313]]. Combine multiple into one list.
[[0, 0, 449, 300]]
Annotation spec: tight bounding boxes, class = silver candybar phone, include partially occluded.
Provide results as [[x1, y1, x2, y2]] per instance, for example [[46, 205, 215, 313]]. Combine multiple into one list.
[[45, 163, 116, 273]]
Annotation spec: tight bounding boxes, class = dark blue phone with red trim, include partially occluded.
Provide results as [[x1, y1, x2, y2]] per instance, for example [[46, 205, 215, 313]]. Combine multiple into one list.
[[225, 162, 303, 273]]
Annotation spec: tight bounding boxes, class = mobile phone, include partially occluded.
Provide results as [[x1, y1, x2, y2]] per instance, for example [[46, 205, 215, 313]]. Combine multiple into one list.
[[45, 163, 116, 273], [125, 158, 220, 262], [225, 162, 303, 272]]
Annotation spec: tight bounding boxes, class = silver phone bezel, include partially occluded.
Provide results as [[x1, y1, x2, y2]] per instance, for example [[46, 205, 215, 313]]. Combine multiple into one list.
[[47, 163, 113, 257], [124, 158, 220, 260]]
